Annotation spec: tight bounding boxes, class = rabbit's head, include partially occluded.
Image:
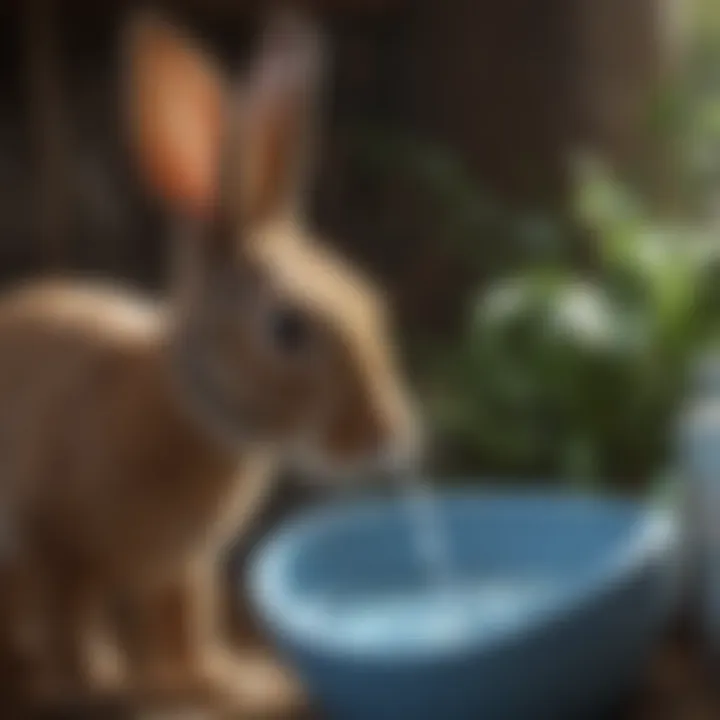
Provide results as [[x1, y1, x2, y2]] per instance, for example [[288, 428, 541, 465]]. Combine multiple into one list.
[[125, 10, 420, 478]]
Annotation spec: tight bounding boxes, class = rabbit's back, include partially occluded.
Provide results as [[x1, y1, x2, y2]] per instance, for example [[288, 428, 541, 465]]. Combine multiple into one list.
[[0, 282, 157, 553], [0, 279, 160, 336], [0, 281, 249, 578], [0, 280, 162, 459]]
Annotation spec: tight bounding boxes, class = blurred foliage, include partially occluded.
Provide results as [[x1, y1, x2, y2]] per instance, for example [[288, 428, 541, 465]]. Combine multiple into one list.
[[338, 123, 575, 345], [366, 2, 720, 489], [348, 126, 570, 270], [422, 161, 720, 488], [648, 0, 720, 217]]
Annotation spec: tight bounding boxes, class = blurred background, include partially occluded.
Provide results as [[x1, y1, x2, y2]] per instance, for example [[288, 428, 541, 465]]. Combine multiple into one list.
[[0, 0, 718, 714], [1, 0, 717, 494]]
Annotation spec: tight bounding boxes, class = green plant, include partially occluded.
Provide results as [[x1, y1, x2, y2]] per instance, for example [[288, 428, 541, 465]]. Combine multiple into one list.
[[423, 160, 720, 488], [411, 2, 720, 489], [650, 0, 720, 216]]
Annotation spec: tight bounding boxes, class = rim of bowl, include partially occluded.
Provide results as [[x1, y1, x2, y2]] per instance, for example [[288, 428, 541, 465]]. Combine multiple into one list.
[[246, 486, 679, 663]]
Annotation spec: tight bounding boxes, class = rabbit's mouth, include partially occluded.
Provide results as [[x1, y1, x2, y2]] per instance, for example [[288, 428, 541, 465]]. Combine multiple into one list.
[[295, 398, 423, 484], [286, 421, 421, 487]]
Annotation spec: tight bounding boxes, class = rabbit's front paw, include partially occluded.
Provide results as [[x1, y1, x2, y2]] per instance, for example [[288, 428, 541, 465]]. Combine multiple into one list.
[[199, 645, 307, 718]]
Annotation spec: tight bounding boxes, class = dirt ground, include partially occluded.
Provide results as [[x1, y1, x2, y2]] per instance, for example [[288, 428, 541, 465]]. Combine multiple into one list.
[[5, 627, 716, 719]]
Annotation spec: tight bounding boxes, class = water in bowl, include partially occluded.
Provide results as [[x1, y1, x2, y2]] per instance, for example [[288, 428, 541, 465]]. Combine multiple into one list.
[[401, 475, 456, 587], [329, 577, 558, 652], [318, 477, 558, 652]]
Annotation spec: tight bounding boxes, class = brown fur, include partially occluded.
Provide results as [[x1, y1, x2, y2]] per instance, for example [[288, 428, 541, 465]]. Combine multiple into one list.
[[0, 8, 418, 715]]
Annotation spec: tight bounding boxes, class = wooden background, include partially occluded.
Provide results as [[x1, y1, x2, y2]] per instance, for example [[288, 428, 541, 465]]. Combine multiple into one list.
[[0, 0, 670, 307]]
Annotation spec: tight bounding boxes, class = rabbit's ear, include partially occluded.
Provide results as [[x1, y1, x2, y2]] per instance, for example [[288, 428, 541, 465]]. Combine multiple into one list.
[[125, 12, 224, 218], [234, 9, 325, 227]]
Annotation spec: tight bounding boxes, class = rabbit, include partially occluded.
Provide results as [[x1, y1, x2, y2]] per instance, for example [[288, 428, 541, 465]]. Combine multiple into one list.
[[0, 7, 420, 714]]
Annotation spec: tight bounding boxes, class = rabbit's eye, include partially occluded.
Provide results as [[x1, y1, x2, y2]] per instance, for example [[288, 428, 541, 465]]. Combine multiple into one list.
[[269, 307, 311, 355]]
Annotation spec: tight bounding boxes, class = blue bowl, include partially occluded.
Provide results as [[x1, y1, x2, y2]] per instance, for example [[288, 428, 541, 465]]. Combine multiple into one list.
[[247, 489, 680, 720]]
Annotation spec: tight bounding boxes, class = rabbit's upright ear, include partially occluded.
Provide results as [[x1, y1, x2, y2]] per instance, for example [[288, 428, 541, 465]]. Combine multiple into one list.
[[125, 12, 224, 218], [233, 9, 326, 227]]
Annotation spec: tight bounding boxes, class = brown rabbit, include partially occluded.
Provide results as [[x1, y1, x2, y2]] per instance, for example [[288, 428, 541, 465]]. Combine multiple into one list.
[[0, 7, 419, 714]]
